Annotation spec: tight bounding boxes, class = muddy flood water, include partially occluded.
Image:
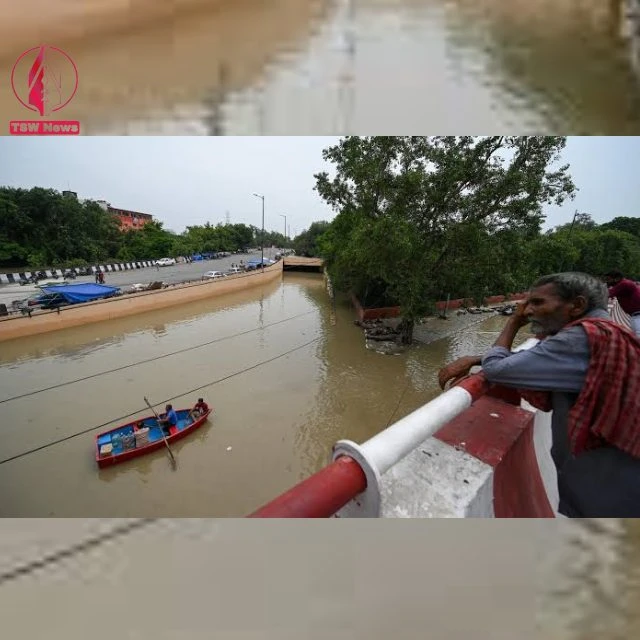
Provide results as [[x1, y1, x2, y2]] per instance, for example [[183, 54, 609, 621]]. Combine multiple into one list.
[[0, 519, 638, 639], [1, 270, 521, 517], [1, 0, 639, 133]]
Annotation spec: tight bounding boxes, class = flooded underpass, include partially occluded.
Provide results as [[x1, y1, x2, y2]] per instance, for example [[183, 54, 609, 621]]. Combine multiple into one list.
[[1, 0, 639, 133]]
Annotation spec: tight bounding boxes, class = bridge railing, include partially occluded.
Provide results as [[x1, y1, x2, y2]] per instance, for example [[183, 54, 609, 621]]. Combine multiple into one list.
[[249, 338, 544, 518]]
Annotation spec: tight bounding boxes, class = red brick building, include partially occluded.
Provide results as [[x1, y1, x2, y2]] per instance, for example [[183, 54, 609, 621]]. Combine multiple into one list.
[[64, 192, 154, 231], [93, 199, 153, 230], [108, 206, 154, 230]]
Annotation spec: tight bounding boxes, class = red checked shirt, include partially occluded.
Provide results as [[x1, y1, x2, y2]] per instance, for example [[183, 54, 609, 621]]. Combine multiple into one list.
[[518, 317, 640, 458]]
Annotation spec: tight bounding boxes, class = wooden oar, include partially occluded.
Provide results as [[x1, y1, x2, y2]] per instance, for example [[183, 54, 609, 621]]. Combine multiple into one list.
[[143, 397, 177, 469]]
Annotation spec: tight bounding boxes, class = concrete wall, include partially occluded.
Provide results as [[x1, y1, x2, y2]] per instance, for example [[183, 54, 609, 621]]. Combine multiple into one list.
[[0, 262, 283, 342], [328, 337, 558, 519], [353, 292, 529, 318], [283, 256, 324, 269], [434, 298, 471, 312], [376, 394, 556, 518]]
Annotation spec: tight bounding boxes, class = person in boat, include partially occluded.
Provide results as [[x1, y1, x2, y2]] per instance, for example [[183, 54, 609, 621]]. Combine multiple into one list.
[[604, 269, 640, 336], [188, 398, 209, 420], [157, 404, 178, 435], [437, 271, 640, 518]]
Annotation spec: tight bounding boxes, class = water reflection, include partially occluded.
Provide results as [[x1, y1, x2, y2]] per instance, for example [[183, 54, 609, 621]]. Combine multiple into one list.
[[0, 0, 331, 132], [535, 519, 640, 639], [1, 0, 638, 132], [444, 0, 640, 133]]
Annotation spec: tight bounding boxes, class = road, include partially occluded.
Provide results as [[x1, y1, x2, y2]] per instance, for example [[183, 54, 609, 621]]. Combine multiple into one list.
[[96, 248, 281, 288], [0, 248, 283, 308]]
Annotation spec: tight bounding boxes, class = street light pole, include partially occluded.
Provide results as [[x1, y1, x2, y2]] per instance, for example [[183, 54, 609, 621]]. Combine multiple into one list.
[[279, 214, 287, 245], [560, 209, 580, 272], [253, 193, 265, 270]]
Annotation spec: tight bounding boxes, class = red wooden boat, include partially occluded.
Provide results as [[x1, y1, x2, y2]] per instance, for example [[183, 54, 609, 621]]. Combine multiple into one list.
[[95, 408, 212, 468]]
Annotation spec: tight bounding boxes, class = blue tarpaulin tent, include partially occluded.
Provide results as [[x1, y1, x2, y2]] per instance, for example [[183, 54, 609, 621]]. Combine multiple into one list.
[[40, 283, 120, 303]]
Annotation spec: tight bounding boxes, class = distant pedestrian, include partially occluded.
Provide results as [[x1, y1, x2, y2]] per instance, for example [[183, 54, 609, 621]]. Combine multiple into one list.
[[604, 270, 640, 336], [95, 270, 100, 284], [98, 271, 105, 284]]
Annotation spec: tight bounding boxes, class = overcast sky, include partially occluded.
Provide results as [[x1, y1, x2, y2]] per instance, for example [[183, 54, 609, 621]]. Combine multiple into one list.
[[0, 137, 638, 235]]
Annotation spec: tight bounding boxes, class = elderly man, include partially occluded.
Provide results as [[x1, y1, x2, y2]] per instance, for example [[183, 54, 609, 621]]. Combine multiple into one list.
[[604, 269, 640, 336], [438, 272, 640, 518]]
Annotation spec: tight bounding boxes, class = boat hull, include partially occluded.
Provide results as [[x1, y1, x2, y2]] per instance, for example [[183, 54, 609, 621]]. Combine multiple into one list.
[[95, 408, 212, 468]]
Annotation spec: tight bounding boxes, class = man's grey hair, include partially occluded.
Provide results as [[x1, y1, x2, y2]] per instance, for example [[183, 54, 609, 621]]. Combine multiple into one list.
[[530, 272, 608, 312]]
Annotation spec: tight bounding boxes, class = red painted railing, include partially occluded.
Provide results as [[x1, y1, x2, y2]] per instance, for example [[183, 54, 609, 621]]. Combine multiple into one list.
[[248, 375, 491, 518], [248, 456, 367, 518]]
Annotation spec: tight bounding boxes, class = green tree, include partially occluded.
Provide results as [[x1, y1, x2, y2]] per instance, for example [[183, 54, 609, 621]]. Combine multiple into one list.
[[292, 221, 330, 257], [600, 216, 640, 239], [0, 187, 124, 268], [315, 136, 577, 343]]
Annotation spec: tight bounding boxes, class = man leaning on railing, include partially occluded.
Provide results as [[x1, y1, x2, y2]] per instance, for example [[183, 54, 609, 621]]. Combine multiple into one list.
[[438, 272, 640, 518]]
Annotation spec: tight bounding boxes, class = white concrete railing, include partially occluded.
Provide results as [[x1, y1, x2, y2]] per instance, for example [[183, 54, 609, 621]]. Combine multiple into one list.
[[332, 338, 544, 517]]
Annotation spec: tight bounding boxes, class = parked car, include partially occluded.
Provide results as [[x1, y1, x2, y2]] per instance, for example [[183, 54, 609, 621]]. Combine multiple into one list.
[[203, 271, 227, 280], [226, 267, 243, 275], [247, 258, 274, 269], [155, 257, 176, 267]]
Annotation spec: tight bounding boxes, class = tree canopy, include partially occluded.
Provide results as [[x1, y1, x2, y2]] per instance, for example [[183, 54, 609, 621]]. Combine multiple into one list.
[[0, 186, 293, 269], [313, 136, 639, 342], [292, 221, 330, 257]]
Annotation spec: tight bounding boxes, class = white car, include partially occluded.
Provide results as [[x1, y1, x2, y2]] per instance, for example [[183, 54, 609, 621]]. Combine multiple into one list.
[[203, 271, 227, 279], [155, 257, 176, 266]]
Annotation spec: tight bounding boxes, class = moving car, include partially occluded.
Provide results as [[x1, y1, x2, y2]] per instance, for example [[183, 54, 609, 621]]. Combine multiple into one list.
[[203, 271, 227, 279], [155, 257, 176, 266]]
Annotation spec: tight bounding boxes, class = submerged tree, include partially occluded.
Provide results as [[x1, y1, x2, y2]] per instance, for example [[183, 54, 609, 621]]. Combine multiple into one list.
[[315, 136, 577, 343]]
